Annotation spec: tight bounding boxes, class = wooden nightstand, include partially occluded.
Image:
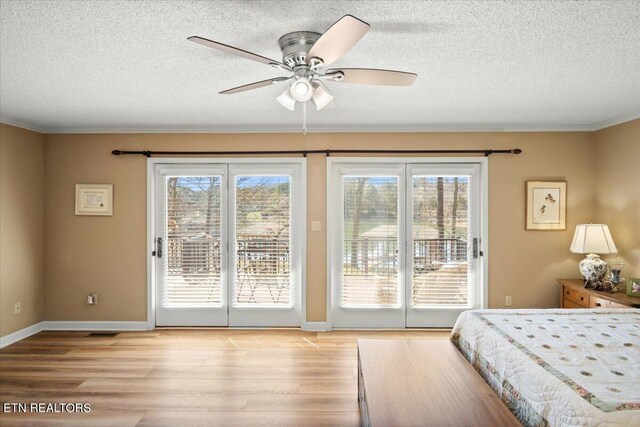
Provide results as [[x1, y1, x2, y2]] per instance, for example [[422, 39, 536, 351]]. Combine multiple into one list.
[[558, 279, 640, 308]]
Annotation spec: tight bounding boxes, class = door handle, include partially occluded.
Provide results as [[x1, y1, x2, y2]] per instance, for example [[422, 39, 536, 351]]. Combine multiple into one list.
[[472, 238, 478, 259], [156, 237, 163, 258]]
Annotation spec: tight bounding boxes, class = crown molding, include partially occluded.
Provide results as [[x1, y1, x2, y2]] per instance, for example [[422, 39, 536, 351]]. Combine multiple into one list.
[[0, 116, 47, 133], [7, 123, 599, 134], [589, 110, 640, 131], [2, 113, 638, 134]]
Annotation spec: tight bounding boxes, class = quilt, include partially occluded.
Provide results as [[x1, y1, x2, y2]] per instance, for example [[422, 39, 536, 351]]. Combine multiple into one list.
[[451, 308, 640, 426]]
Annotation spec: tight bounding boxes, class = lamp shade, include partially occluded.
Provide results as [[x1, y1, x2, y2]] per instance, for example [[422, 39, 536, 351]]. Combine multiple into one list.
[[570, 224, 617, 254]]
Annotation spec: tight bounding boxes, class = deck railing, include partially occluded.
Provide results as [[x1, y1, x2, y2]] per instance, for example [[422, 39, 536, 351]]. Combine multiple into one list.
[[167, 236, 467, 277], [343, 238, 467, 275]]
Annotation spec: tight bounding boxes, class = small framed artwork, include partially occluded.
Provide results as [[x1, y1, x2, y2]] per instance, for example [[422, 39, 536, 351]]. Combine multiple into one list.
[[525, 181, 566, 230], [627, 278, 640, 298], [75, 184, 113, 216]]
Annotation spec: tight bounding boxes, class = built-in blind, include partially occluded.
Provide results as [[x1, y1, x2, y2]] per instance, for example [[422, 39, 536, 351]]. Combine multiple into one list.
[[234, 176, 291, 306], [163, 176, 222, 307], [412, 176, 471, 307], [342, 176, 399, 306]]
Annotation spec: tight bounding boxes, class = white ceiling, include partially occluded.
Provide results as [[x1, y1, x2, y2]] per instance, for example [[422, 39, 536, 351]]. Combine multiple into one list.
[[1, 0, 639, 133]]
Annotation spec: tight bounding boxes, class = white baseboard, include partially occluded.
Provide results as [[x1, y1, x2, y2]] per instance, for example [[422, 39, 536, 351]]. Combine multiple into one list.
[[1, 321, 150, 348], [43, 321, 149, 331], [0, 322, 45, 348], [2, 320, 326, 348], [302, 322, 329, 332]]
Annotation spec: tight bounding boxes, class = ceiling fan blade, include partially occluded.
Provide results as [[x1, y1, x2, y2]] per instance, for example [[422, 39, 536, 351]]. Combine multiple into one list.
[[306, 15, 370, 67], [312, 81, 334, 111], [220, 77, 291, 95], [326, 68, 417, 86], [188, 36, 288, 68]]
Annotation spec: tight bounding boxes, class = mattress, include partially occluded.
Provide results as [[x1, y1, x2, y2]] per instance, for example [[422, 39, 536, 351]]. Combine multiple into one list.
[[451, 308, 640, 427]]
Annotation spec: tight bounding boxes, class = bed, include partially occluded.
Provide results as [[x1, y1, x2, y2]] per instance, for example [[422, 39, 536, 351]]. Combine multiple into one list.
[[451, 308, 640, 427]]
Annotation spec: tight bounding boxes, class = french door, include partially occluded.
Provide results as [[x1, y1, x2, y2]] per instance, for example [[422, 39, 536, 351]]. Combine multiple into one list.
[[154, 161, 303, 327], [329, 164, 406, 328], [330, 160, 484, 328], [405, 164, 481, 327]]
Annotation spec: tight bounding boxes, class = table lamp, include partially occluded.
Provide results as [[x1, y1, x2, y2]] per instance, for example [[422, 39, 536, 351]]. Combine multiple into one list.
[[570, 224, 617, 289]]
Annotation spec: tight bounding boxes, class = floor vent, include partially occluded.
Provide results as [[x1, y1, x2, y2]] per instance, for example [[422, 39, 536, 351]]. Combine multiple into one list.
[[87, 332, 119, 337]]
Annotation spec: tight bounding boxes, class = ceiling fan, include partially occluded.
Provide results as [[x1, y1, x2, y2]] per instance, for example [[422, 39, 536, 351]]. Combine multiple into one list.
[[188, 15, 417, 111]]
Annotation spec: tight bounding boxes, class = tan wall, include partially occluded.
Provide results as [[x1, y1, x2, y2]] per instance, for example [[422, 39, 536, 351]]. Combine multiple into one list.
[[0, 124, 44, 336], [594, 119, 640, 278], [43, 131, 596, 322]]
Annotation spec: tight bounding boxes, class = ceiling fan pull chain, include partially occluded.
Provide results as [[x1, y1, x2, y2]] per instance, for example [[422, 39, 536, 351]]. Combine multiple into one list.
[[302, 101, 308, 135]]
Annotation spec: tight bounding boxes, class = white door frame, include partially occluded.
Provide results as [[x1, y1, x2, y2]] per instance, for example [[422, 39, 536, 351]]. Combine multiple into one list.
[[326, 157, 488, 330], [147, 158, 306, 329]]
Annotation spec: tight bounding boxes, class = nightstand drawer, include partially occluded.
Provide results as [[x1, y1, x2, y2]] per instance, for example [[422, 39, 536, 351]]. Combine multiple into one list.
[[558, 279, 637, 309], [589, 296, 627, 309], [564, 287, 589, 307], [563, 299, 584, 309]]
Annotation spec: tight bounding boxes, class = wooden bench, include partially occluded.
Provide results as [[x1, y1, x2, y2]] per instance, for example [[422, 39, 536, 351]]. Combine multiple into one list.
[[357, 339, 521, 427]]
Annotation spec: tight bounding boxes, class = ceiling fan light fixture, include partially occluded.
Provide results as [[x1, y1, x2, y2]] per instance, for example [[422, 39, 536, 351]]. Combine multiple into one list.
[[312, 82, 334, 111], [276, 89, 296, 110], [289, 78, 313, 102]]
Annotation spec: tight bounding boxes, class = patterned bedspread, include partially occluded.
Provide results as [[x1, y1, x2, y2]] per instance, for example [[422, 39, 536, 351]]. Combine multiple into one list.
[[451, 309, 640, 427]]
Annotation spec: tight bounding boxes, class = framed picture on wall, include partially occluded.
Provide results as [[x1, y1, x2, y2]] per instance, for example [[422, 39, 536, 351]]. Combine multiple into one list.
[[75, 184, 113, 216], [525, 181, 566, 230]]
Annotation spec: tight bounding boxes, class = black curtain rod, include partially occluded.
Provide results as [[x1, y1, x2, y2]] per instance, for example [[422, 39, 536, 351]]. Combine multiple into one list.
[[112, 148, 522, 158]]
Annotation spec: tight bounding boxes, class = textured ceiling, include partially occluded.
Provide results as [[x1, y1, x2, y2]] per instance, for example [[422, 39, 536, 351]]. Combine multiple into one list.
[[1, 0, 639, 132]]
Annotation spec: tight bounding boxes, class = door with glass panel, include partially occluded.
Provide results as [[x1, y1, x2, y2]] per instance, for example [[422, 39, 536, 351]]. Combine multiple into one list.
[[330, 164, 406, 328], [228, 164, 303, 327], [330, 161, 482, 328], [155, 165, 228, 326], [155, 162, 303, 327], [405, 164, 481, 327]]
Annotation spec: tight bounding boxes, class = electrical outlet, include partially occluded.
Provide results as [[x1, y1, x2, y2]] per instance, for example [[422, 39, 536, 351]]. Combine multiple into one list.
[[14, 303, 21, 314], [311, 221, 322, 231], [505, 296, 512, 306]]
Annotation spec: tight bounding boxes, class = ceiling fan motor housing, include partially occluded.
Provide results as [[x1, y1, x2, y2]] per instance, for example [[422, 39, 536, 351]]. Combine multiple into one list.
[[278, 31, 321, 68]]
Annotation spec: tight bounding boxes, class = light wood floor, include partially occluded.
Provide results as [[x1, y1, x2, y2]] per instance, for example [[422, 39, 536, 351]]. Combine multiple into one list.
[[0, 329, 450, 426]]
